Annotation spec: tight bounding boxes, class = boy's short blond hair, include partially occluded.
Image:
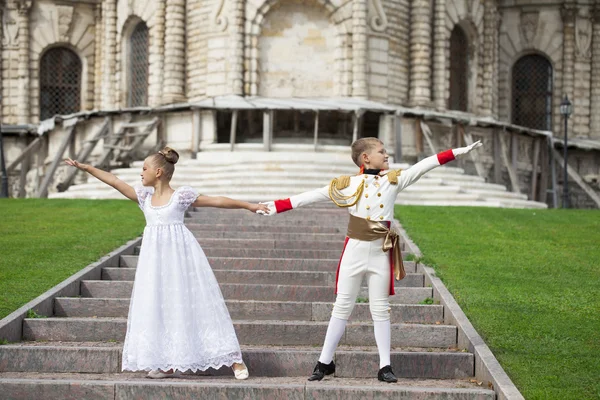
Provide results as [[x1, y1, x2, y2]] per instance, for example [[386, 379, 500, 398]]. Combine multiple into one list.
[[351, 137, 383, 167]]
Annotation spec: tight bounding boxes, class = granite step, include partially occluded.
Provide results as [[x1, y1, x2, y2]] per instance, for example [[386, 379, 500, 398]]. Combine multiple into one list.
[[185, 224, 344, 234], [119, 255, 419, 273], [132, 246, 412, 259], [185, 217, 349, 227], [79, 281, 432, 303], [192, 238, 350, 251], [22, 319, 457, 348], [0, 343, 472, 379], [54, 298, 443, 324], [100, 268, 424, 287], [0, 374, 496, 400], [191, 231, 346, 240]]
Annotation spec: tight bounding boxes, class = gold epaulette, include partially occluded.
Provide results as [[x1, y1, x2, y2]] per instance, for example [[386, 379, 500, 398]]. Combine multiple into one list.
[[386, 169, 402, 184], [329, 175, 365, 208], [332, 175, 351, 190]]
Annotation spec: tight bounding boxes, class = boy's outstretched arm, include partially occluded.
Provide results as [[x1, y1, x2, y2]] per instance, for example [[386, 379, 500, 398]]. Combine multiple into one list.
[[64, 158, 137, 202], [260, 185, 330, 216], [395, 140, 482, 192], [192, 195, 270, 214]]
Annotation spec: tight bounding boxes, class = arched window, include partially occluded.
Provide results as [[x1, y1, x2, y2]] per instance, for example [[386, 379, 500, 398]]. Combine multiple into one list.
[[512, 55, 553, 130], [449, 26, 469, 112], [128, 22, 149, 107], [39, 47, 82, 120]]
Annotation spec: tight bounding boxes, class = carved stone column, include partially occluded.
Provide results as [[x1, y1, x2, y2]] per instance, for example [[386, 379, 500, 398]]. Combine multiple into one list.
[[93, 4, 103, 109], [481, 0, 497, 116], [102, 0, 117, 109], [16, 0, 32, 123], [561, 4, 576, 135], [573, 9, 592, 137], [432, 0, 446, 110], [591, 6, 600, 138], [148, 0, 165, 106], [352, 0, 368, 98], [163, 0, 186, 103], [409, 0, 432, 106], [229, 0, 244, 95]]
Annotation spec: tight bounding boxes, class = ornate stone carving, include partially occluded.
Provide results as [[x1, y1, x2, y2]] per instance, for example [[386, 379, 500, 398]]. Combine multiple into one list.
[[519, 11, 538, 47], [369, 0, 388, 32], [2, 8, 19, 47], [212, 0, 228, 32], [56, 5, 74, 42], [576, 15, 592, 59]]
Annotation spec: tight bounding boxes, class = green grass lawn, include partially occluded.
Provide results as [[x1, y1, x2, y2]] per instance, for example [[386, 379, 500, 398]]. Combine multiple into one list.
[[396, 206, 600, 400], [0, 199, 144, 320]]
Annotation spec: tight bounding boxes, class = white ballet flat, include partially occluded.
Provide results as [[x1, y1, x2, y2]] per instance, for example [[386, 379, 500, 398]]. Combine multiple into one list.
[[233, 364, 249, 380], [147, 369, 181, 379]]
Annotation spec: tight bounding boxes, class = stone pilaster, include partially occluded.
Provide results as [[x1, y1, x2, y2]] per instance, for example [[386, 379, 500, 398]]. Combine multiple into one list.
[[432, 0, 446, 110], [229, 0, 244, 95], [481, 0, 497, 116], [492, 11, 500, 116], [93, 4, 103, 109], [409, 0, 432, 107], [102, 0, 117, 109], [16, 1, 31, 124], [352, 0, 368, 98], [591, 6, 600, 138], [148, 0, 166, 106], [561, 4, 576, 135], [163, 0, 186, 103], [573, 9, 592, 137]]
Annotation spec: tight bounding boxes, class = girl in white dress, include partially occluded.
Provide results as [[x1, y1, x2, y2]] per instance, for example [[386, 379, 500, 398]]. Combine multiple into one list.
[[65, 147, 268, 380]]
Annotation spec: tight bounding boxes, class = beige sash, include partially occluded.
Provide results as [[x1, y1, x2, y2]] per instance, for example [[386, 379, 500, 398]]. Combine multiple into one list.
[[346, 214, 406, 280]]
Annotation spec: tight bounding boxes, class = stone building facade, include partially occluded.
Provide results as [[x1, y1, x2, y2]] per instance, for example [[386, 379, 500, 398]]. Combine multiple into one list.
[[0, 0, 597, 134], [1, 0, 599, 206]]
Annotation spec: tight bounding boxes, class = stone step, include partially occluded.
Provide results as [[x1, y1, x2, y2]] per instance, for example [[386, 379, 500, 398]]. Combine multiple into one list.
[[184, 217, 349, 227], [192, 238, 349, 251], [191, 231, 346, 240], [0, 374, 495, 400], [54, 298, 442, 324], [0, 344, 473, 379], [22, 319, 456, 347], [185, 224, 344, 234], [132, 246, 412, 260], [79, 281, 432, 304], [101, 268, 424, 287], [119, 255, 419, 274]]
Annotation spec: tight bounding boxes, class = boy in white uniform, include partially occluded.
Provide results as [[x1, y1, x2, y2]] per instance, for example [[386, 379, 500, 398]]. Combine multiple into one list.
[[261, 137, 482, 382]]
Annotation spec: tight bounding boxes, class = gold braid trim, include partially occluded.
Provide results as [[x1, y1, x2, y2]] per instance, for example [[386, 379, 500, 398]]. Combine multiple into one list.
[[386, 169, 402, 185], [329, 176, 365, 208]]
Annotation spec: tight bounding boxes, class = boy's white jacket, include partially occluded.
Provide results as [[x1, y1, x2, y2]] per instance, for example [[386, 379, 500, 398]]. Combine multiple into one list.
[[259, 141, 482, 218]]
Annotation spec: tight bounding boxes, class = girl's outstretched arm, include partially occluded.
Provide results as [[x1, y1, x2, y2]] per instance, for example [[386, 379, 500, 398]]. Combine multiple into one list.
[[64, 158, 137, 202], [192, 195, 270, 214]]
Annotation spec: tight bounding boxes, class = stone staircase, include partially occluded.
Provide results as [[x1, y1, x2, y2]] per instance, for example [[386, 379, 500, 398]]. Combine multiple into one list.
[[0, 206, 496, 399], [49, 151, 548, 209]]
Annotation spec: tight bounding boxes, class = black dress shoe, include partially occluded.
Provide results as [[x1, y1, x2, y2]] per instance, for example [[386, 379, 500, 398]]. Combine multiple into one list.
[[307, 361, 336, 381], [377, 365, 398, 383]]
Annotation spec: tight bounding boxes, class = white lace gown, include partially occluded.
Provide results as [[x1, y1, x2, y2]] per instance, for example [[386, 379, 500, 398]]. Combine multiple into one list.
[[121, 186, 243, 372]]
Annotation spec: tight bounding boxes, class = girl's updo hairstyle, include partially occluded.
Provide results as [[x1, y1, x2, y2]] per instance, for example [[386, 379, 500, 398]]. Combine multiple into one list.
[[147, 147, 179, 180]]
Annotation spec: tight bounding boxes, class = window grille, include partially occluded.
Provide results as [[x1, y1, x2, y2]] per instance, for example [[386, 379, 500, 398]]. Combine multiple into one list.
[[39, 48, 82, 120], [512, 55, 553, 130], [449, 26, 468, 112], [128, 22, 149, 107]]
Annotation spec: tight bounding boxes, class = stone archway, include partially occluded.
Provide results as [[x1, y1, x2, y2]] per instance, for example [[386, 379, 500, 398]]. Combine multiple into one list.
[[247, 0, 350, 97]]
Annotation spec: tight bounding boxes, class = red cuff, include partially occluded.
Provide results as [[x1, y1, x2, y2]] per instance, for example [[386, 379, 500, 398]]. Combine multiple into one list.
[[274, 198, 293, 213], [437, 149, 455, 165]]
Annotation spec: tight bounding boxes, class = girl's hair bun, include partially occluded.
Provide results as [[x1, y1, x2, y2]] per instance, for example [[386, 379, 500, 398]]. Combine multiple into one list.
[[158, 147, 179, 164]]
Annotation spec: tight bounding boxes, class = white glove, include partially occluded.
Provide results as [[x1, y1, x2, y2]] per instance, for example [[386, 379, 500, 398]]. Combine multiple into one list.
[[256, 201, 277, 216], [452, 140, 482, 158]]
